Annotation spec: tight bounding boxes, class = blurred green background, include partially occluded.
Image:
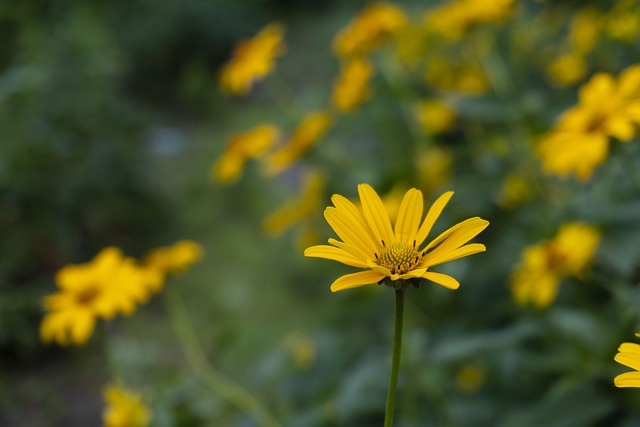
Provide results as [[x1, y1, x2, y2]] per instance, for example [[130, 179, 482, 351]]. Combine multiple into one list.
[[4, 0, 640, 426]]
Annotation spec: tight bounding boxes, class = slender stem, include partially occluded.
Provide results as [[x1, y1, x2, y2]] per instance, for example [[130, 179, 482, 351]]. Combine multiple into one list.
[[164, 286, 282, 427], [384, 288, 406, 427]]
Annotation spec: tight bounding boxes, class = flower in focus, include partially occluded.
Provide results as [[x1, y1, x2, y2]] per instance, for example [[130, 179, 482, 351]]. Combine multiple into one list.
[[510, 222, 600, 308], [40, 248, 161, 346], [103, 384, 151, 427], [144, 240, 203, 277], [538, 65, 640, 181], [424, 0, 515, 41], [614, 334, 640, 388], [333, 2, 407, 58], [212, 124, 280, 183], [415, 99, 456, 134], [304, 184, 489, 292], [219, 23, 286, 95], [263, 111, 333, 176], [332, 57, 374, 113]]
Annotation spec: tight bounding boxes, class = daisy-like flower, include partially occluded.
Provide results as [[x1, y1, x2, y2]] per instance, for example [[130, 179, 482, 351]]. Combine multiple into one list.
[[538, 64, 640, 181], [219, 23, 285, 96], [615, 334, 640, 388], [304, 184, 489, 292], [510, 222, 600, 308], [40, 248, 161, 346], [332, 57, 375, 113], [263, 110, 333, 176], [211, 124, 280, 183], [144, 240, 203, 277], [333, 2, 407, 58], [103, 384, 151, 427]]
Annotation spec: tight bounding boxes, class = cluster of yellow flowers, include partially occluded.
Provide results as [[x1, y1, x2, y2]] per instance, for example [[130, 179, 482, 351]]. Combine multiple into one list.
[[510, 223, 600, 308], [538, 64, 640, 181], [40, 240, 202, 346], [424, 0, 515, 41]]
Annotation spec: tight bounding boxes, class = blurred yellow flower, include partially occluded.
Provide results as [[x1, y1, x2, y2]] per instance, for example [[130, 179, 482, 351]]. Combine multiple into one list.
[[424, 0, 515, 40], [103, 384, 151, 427], [416, 147, 452, 195], [333, 2, 407, 58], [305, 184, 488, 292], [569, 9, 600, 55], [332, 57, 374, 113], [394, 24, 428, 69], [605, 0, 640, 42], [426, 58, 489, 95], [264, 171, 325, 238], [456, 364, 486, 393], [416, 99, 456, 134], [283, 332, 316, 371], [615, 334, 640, 388], [219, 23, 285, 95], [511, 223, 600, 308], [547, 53, 586, 87], [40, 248, 161, 346], [497, 173, 533, 209], [538, 65, 640, 181], [264, 111, 333, 176], [144, 240, 203, 277], [212, 124, 280, 183]]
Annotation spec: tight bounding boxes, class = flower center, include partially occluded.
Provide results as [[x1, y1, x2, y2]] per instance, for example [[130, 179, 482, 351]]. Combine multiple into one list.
[[377, 241, 422, 275], [75, 285, 100, 306], [544, 244, 567, 272]]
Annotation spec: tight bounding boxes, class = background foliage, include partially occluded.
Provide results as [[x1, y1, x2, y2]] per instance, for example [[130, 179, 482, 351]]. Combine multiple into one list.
[[4, 0, 640, 426]]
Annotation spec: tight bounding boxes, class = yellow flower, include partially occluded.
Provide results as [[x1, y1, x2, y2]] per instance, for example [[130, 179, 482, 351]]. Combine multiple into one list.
[[569, 8, 601, 54], [40, 248, 160, 346], [615, 334, 640, 388], [144, 240, 203, 277], [415, 99, 456, 134], [103, 384, 151, 427], [212, 124, 280, 183], [263, 111, 333, 176], [425, 58, 489, 95], [538, 65, 640, 181], [332, 57, 375, 113], [511, 223, 600, 308], [547, 53, 586, 87], [219, 23, 285, 95], [416, 147, 452, 196], [333, 2, 407, 58], [605, 0, 640, 42], [304, 184, 489, 292], [424, 0, 515, 40], [263, 170, 325, 237], [497, 173, 533, 209]]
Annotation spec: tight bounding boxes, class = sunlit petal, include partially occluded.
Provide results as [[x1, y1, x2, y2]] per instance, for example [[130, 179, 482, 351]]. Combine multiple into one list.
[[330, 270, 385, 292]]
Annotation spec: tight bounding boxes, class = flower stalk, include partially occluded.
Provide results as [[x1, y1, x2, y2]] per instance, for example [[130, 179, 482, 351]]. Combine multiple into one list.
[[384, 288, 405, 427]]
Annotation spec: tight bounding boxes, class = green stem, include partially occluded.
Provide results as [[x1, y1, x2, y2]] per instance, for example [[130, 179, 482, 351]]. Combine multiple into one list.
[[384, 288, 406, 427], [164, 286, 282, 427]]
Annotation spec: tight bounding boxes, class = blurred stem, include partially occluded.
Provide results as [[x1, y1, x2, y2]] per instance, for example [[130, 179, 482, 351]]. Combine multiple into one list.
[[165, 286, 282, 427], [103, 321, 124, 387], [384, 288, 405, 427]]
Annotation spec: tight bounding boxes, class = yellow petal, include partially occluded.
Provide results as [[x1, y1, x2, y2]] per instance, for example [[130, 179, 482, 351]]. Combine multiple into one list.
[[330, 270, 385, 292], [424, 217, 489, 253], [325, 207, 377, 258], [421, 271, 460, 290], [304, 245, 368, 268], [358, 183, 395, 245], [415, 191, 454, 247], [615, 349, 640, 371], [71, 311, 96, 345], [614, 371, 640, 388], [331, 194, 380, 250], [423, 243, 486, 268], [394, 188, 423, 244]]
